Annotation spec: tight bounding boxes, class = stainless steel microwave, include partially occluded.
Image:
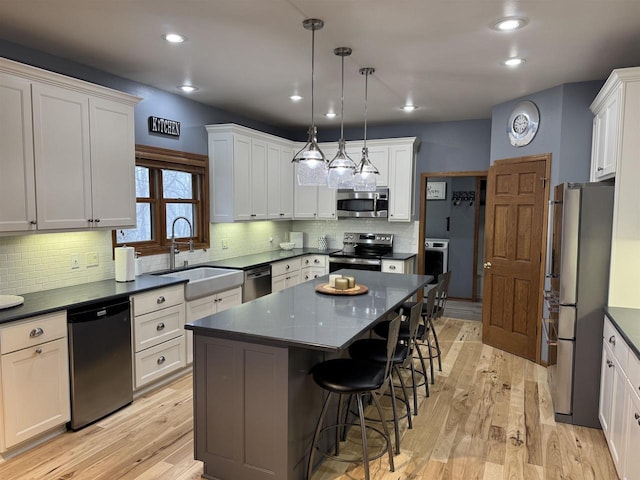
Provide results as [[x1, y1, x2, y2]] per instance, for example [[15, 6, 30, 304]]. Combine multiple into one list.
[[336, 188, 389, 218]]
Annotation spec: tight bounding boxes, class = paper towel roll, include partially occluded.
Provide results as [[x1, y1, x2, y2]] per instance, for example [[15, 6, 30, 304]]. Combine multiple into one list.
[[115, 247, 135, 282]]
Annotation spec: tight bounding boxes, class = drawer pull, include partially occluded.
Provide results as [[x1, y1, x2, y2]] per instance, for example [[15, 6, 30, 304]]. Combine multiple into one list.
[[597, 167, 604, 172], [157, 355, 166, 365], [157, 296, 166, 304], [609, 335, 616, 345], [635, 413, 639, 420], [156, 322, 165, 331], [607, 360, 614, 368], [389, 265, 397, 270], [314, 259, 320, 264], [286, 265, 290, 270], [29, 327, 44, 338], [35, 348, 42, 354]]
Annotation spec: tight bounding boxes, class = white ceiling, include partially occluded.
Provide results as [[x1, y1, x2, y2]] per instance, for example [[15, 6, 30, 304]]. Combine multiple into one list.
[[1, 1, 640, 129]]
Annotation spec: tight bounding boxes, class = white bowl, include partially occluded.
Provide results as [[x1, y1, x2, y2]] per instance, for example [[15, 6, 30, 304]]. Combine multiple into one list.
[[280, 242, 296, 250]]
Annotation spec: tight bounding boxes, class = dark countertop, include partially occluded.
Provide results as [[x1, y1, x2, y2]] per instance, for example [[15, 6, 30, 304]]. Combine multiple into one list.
[[200, 248, 339, 270], [605, 307, 640, 360], [0, 276, 186, 325], [186, 269, 431, 352], [0, 248, 419, 326]]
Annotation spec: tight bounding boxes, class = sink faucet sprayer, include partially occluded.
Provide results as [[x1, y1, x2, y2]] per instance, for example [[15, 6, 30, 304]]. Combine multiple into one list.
[[169, 216, 194, 270]]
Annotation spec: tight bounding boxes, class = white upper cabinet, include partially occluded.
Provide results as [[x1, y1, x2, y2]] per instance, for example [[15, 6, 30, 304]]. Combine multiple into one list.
[[0, 73, 36, 232], [207, 124, 293, 222], [388, 140, 418, 222], [267, 143, 294, 220], [0, 58, 140, 234], [590, 83, 621, 182]]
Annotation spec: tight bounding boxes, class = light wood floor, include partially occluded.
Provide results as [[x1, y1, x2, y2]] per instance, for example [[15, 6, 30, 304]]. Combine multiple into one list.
[[0, 318, 617, 480]]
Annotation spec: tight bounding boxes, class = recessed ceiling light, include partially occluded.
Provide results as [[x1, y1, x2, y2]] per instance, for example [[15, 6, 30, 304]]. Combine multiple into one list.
[[178, 85, 198, 93], [503, 57, 525, 67], [325, 112, 337, 119], [163, 33, 186, 43], [492, 17, 529, 31], [402, 105, 417, 112], [289, 95, 303, 101]]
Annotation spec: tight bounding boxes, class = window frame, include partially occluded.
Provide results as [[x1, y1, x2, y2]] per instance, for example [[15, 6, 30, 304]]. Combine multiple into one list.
[[112, 145, 210, 256]]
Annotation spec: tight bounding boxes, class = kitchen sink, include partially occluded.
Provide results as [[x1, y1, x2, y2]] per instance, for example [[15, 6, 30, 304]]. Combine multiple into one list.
[[158, 267, 244, 300]]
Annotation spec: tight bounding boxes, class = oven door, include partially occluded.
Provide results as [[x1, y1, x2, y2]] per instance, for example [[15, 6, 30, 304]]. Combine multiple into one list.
[[329, 257, 382, 273]]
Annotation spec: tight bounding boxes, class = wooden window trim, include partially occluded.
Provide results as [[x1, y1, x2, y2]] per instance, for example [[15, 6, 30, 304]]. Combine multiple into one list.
[[112, 145, 210, 257]]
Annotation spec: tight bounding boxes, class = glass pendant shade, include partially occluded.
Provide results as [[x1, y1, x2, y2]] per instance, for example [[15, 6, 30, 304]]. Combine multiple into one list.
[[293, 19, 328, 186], [353, 146, 379, 191], [353, 67, 378, 191], [327, 139, 356, 188], [327, 47, 356, 189], [294, 126, 327, 185]]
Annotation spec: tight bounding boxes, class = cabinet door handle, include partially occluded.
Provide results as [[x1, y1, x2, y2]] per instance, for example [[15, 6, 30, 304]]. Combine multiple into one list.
[[609, 335, 616, 345], [29, 327, 44, 338], [157, 355, 166, 365], [35, 348, 42, 354], [607, 360, 614, 368], [94, 218, 100, 223], [157, 296, 166, 304], [635, 413, 639, 420], [156, 322, 165, 331], [30, 220, 37, 225], [597, 167, 604, 172]]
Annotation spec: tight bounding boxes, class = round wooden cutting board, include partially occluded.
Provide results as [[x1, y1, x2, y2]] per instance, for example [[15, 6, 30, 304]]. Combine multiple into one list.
[[314, 283, 368, 296]]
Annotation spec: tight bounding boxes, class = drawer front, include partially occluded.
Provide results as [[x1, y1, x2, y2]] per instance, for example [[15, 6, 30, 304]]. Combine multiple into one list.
[[134, 336, 186, 389], [134, 304, 185, 352], [301, 267, 325, 282], [302, 255, 327, 268], [272, 258, 302, 277], [382, 260, 405, 274], [132, 284, 184, 316], [0, 311, 67, 355], [604, 317, 629, 370]]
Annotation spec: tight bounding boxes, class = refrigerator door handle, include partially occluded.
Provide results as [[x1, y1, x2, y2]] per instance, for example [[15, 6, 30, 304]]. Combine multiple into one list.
[[559, 186, 580, 305]]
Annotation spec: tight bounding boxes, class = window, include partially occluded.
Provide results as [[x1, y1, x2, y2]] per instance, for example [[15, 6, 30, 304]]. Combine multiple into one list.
[[113, 145, 209, 256]]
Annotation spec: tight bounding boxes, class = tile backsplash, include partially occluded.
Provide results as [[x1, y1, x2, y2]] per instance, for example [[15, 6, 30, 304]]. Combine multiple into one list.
[[0, 219, 418, 295]]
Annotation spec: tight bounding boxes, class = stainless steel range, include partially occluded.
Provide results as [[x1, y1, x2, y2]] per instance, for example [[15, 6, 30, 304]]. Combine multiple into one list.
[[329, 232, 393, 272]]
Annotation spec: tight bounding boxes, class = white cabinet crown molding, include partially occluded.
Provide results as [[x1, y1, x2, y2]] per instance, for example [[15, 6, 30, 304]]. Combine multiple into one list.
[[0, 57, 141, 106], [205, 123, 293, 148]]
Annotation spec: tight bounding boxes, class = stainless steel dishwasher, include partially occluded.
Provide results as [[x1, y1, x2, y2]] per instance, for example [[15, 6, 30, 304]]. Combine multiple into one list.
[[67, 297, 133, 430], [243, 265, 272, 302]]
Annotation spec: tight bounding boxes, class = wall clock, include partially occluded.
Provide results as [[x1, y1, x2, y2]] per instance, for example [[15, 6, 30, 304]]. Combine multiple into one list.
[[507, 100, 540, 147]]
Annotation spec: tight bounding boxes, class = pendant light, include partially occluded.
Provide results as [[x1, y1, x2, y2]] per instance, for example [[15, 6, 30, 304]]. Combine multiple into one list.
[[353, 67, 379, 192], [327, 47, 357, 189], [293, 18, 327, 186]]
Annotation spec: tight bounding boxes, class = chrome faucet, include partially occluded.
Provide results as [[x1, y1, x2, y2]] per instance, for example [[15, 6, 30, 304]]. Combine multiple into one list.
[[169, 216, 194, 270]]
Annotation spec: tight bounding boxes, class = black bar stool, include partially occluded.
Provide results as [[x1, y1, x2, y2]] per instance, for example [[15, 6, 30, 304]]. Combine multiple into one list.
[[348, 299, 423, 450], [307, 315, 402, 480]]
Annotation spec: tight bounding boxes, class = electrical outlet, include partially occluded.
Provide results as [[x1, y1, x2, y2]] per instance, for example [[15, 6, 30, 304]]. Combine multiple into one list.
[[71, 254, 80, 269], [222, 239, 229, 249], [87, 251, 99, 267]]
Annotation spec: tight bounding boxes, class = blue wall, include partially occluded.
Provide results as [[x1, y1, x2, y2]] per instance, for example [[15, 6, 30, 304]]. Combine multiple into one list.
[[490, 80, 603, 186], [0, 39, 296, 155]]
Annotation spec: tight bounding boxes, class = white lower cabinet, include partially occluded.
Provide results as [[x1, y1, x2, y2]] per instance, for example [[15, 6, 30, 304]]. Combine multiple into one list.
[[272, 257, 303, 292], [598, 316, 640, 479], [0, 311, 70, 452], [301, 254, 328, 282], [131, 285, 186, 390], [184, 286, 242, 364], [381, 257, 415, 274]]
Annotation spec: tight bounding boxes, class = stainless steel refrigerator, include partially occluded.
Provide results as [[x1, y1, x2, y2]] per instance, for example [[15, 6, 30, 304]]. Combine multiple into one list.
[[546, 182, 614, 428]]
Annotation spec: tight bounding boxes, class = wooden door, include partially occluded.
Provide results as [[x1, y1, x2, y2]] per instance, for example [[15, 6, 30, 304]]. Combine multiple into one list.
[[482, 155, 549, 361]]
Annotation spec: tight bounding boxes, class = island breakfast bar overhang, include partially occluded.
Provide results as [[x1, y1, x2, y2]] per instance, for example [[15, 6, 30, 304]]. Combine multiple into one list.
[[185, 269, 433, 480]]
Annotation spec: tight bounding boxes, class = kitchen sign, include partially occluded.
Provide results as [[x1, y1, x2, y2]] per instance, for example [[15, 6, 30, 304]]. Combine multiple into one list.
[[148, 116, 180, 138]]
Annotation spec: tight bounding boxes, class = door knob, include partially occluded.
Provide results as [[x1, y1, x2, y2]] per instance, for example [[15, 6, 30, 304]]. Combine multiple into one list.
[[483, 262, 492, 269]]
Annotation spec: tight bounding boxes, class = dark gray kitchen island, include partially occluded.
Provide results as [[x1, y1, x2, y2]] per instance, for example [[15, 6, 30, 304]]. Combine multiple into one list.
[[185, 269, 431, 480]]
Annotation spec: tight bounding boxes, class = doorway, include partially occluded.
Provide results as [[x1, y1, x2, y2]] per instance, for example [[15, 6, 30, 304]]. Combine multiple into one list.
[[418, 171, 487, 302]]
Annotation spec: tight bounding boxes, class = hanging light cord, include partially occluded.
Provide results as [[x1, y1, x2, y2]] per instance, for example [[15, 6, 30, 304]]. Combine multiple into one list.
[[363, 70, 369, 149], [339, 54, 345, 140], [310, 26, 316, 129]]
